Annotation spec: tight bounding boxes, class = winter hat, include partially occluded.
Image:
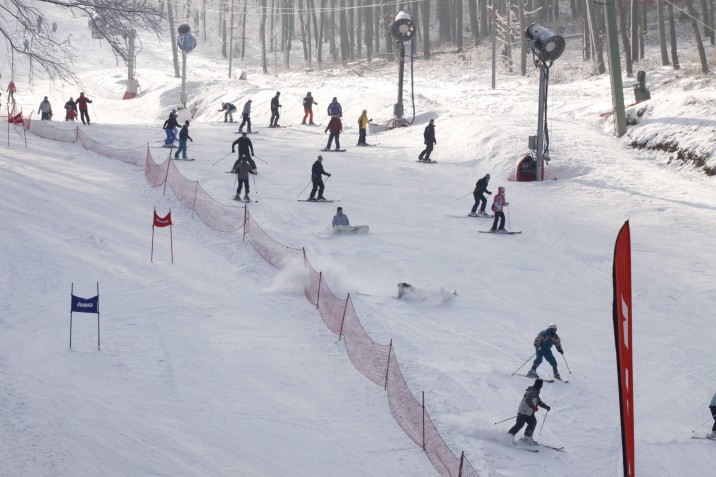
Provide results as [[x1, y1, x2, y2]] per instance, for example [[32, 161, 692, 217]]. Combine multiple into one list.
[[221, 102, 226, 107], [242, 132, 247, 136], [317, 155, 323, 161], [332, 97, 337, 101], [171, 109, 177, 113], [485, 174, 490, 179], [307, 92, 312, 95], [185, 120, 190, 125], [276, 91, 280, 95], [498, 186, 505, 194], [534, 379, 544, 389]]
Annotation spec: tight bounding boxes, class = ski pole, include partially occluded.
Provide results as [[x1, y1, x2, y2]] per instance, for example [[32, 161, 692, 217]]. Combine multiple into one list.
[[494, 415, 519, 425], [253, 154, 268, 165], [213, 152, 233, 166], [456, 191, 472, 200], [692, 413, 716, 433], [252, 172, 257, 195], [297, 179, 312, 198], [511, 353, 536, 376], [561, 353, 572, 374], [232, 174, 237, 196], [539, 410, 549, 435], [506, 205, 511, 230]]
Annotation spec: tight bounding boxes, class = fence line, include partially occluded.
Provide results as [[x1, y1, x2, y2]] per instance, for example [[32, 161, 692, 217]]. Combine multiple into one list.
[[24, 119, 480, 477]]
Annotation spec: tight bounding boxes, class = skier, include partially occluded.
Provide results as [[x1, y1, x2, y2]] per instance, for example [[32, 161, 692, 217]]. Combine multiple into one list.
[[37, 96, 52, 120], [219, 102, 237, 122], [418, 119, 436, 162], [332, 207, 350, 227], [308, 156, 331, 201], [324, 115, 343, 151], [327, 97, 342, 117], [302, 92, 317, 125], [507, 379, 551, 445], [239, 99, 252, 133], [357, 110, 372, 146], [76, 92, 93, 125], [269, 91, 281, 127], [6, 80, 16, 103], [469, 174, 492, 216], [174, 120, 193, 160], [526, 323, 564, 380], [64, 97, 78, 121], [231, 132, 257, 172], [709, 391, 716, 438], [231, 156, 255, 201], [490, 186, 509, 232], [162, 109, 179, 147]]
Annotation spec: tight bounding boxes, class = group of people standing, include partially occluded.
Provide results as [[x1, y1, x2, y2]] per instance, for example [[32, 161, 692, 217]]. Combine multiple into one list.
[[37, 91, 93, 124]]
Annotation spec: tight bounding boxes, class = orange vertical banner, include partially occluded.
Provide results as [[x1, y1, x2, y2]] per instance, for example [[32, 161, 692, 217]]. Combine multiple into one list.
[[613, 220, 634, 477]]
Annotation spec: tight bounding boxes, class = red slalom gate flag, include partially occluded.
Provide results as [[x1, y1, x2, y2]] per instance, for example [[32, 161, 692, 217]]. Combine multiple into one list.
[[612, 221, 634, 477], [9, 111, 23, 124], [151, 208, 173, 263]]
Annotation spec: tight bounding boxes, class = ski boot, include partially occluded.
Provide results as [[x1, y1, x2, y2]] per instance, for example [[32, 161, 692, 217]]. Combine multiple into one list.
[[521, 436, 536, 445], [468, 212, 478, 217], [526, 368, 539, 379], [553, 368, 561, 380], [244, 195, 250, 201]]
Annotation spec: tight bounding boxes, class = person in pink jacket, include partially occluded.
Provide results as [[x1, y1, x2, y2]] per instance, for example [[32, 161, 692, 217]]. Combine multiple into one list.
[[490, 186, 509, 232]]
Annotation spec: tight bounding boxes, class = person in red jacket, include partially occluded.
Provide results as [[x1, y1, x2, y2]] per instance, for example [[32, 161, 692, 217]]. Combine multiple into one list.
[[76, 92, 93, 125], [324, 115, 343, 151], [6, 80, 16, 103]]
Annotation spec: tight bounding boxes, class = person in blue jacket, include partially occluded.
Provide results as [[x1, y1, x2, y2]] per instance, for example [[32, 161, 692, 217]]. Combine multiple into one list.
[[709, 391, 716, 438], [332, 207, 350, 227], [526, 323, 564, 380], [219, 102, 237, 122]]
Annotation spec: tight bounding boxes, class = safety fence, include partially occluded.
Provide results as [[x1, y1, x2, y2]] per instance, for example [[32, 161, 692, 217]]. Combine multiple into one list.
[[24, 119, 480, 477]]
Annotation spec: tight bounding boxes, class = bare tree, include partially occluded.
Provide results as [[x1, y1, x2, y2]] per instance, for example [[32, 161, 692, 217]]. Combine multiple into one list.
[[656, 0, 670, 65], [468, 0, 479, 45], [1, 0, 163, 83], [422, 0, 430, 57], [686, 0, 709, 73], [667, 1, 680, 69]]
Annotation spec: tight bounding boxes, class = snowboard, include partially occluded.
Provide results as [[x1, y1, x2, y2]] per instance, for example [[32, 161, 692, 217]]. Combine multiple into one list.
[[355, 143, 375, 147], [298, 199, 336, 203], [333, 225, 369, 234], [479, 230, 521, 235], [174, 158, 195, 161], [234, 131, 259, 134], [445, 214, 495, 219], [417, 160, 437, 164], [321, 149, 347, 152]]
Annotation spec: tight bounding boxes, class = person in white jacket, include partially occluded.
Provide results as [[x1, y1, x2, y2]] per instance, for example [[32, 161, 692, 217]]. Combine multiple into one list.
[[332, 207, 350, 227], [507, 379, 551, 444], [38, 96, 52, 120]]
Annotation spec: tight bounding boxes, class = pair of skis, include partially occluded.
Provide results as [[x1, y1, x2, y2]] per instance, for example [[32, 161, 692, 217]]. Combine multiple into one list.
[[516, 373, 569, 384], [512, 440, 565, 453]]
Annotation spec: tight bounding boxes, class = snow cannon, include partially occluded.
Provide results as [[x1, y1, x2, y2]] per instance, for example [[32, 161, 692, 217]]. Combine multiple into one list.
[[387, 11, 416, 129], [177, 24, 197, 107], [524, 23, 565, 63], [390, 11, 416, 43]]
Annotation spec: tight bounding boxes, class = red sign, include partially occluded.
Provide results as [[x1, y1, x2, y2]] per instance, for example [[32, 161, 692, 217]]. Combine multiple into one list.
[[153, 210, 172, 227]]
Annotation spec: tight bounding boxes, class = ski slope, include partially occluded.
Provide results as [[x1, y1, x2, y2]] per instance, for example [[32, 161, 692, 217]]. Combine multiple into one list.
[[2, 5, 716, 476]]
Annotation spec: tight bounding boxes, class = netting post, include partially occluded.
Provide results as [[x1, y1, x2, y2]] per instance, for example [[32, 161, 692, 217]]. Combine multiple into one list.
[[384, 339, 393, 390], [422, 391, 426, 450], [75, 126, 79, 143], [191, 182, 199, 220], [162, 158, 171, 196], [316, 272, 322, 310], [338, 293, 350, 341], [242, 203, 248, 242], [458, 451, 465, 477]]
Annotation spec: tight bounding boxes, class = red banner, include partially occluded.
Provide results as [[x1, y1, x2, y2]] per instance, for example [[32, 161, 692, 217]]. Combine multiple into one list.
[[9, 112, 23, 124], [613, 221, 634, 477], [153, 210, 172, 227]]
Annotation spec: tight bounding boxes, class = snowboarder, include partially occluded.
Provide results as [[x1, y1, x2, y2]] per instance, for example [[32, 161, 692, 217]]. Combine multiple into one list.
[[76, 92, 93, 125], [418, 119, 436, 162], [163, 109, 179, 147], [490, 186, 509, 232], [174, 120, 193, 160], [6, 80, 16, 103], [332, 207, 350, 227], [239, 99, 252, 132], [324, 115, 343, 151], [302, 92, 317, 125], [269, 91, 281, 127], [37, 96, 52, 120], [508, 379, 551, 445], [308, 156, 331, 201], [526, 323, 564, 380], [357, 110, 372, 146], [219, 102, 237, 122], [709, 391, 716, 438], [327, 97, 342, 117], [469, 174, 492, 216], [231, 156, 255, 201], [64, 97, 77, 121], [231, 132, 257, 172]]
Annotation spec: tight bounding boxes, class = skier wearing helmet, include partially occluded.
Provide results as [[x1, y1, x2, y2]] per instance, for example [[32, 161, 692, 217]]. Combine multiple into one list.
[[526, 323, 564, 380], [469, 174, 492, 216], [302, 92, 317, 125]]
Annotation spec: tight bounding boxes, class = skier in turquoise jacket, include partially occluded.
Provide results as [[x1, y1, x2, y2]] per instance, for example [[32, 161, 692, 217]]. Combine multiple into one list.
[[526, 323, 564, 380]]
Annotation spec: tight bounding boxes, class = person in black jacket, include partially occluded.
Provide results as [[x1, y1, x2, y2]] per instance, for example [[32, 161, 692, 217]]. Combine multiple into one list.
[[469, 174, 492, 216], [269, 91, 281, 127], [64, 97, 77, 121], [308, 156, 331, 201], [302, 92, 317, 125], [163, 109, 179, 147], [231, 132, 257, 172], [174, 120, 193, 160], [418, 119, 436, 162]]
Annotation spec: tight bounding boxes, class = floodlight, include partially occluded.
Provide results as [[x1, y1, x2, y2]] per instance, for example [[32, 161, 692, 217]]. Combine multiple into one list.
[[525, 23, 565, 63]]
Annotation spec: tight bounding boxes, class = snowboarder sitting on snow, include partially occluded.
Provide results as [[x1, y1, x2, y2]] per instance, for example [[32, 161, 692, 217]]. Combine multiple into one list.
[[231, 156, 255, 201], [527, 323, 564, 380], [397, 282, 457, 302], [709, 391, 716, 438], [508, 379, 551, 445], [302, 92, 317, 125], [324, 115, 343, 151], [239, 99, 252, 133], [469, 174, 492, 216], [174, 120, 193, 160], [357, 110, 372, 146], [219, 102, 237, 122], [418, 119, 436, 162], [308, 155, 331, 201], [332, 207, 350, 227], [38, 96, 52, 120], [64, 97, 77, 121], [76, 92, 92, 125], [490, 186, 508, 232], [163, 109, 179, 147], [269, 91, 281, 127], [397, 283, 414, 299], [231, 132, 257, 172]]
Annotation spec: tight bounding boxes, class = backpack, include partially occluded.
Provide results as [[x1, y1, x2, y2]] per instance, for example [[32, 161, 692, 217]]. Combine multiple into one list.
[[328, 102, 341, 115]]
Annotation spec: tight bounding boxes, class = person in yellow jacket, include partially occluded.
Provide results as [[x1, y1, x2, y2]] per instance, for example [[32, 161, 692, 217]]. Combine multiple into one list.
[[357, 110, 372, 146]]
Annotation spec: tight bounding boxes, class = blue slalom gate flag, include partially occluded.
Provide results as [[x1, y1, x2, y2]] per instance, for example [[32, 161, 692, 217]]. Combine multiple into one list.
[[71, 294, 99, 313]]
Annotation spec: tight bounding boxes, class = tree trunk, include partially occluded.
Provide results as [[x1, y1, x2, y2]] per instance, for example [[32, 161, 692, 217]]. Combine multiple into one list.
[[656, 0, 669, 65], [583, 8, 591, 60], [167, 0, 181, 77], [365, 2, 373, 59], [383, 6, 393, 54], [317, 0, 325, 64], [667, 2, 680, 69], [468, 0, 480, 45], [618, 0, 633, 76], [570, 0, 578, 18], [330, 0, 336, 61], [423, 0, 431, 58], [260, 0, 268, 73], [349, 0, 355, 60], [520, 0, 527, 75], [439, 0, 451, 42], [241, 0, 248, 59], [480, 0, 489, 37], [456, 0, 464, 51], [700, 0, 710, 36], [630, 0, 639, 62], [340, 0, 349, 61], [504, 0, 512, 71], [686, 0, 709, 73]]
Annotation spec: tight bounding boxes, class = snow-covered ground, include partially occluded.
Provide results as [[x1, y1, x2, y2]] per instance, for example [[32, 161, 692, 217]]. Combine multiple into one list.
[[2, 5, 716, 476]]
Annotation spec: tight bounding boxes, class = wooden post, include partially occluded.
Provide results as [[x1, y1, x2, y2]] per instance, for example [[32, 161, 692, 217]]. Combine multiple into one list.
[[384, 339, 392, 389], [338, 293, 350, 340]]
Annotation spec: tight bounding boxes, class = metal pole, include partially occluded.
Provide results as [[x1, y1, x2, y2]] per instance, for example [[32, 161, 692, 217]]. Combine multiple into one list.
[[535, 63, 547, 182], [511, 352, 536, 375], [181, 50, 187, 107], [395, 41, 405, 123], [539, 410, 549, 434]]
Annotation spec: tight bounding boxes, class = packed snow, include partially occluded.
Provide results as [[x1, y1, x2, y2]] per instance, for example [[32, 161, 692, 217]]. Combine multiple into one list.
[[2, 4, 716, 476]]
